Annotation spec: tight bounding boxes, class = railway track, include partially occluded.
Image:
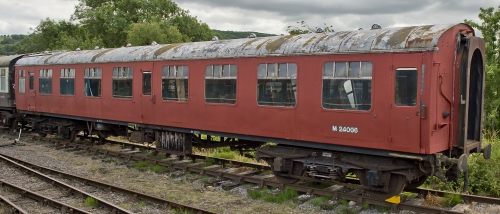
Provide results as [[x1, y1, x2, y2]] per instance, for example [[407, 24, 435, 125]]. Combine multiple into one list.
[[3, 130, 500, 213], [0, 152, 127, 213]]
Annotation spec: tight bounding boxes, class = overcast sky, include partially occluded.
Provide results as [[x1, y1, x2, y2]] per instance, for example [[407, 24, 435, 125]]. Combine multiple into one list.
[[1, 0, 499, 36]]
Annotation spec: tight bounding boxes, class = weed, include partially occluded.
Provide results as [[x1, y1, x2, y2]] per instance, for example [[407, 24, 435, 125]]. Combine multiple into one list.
[[337, 205, 356, 214], [443, 193, 461, 207], [362, 202, 370, 210], [84, 197, 98, 207], [134, 161, 151, 169], [247, 187, 298, 204], [151, 165, 166, 172], [376, 206, 391, 213], [310, 196, 330, 207], [201, 158, 216, 167], [339, 199, 348, 206], [401, 192, 418, 199], [198, 177, 209, 184], [138, 200, 147, 208]]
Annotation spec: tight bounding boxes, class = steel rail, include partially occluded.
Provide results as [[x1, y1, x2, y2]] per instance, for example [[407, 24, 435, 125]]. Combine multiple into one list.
[[0, 180, 90, 214], [52, 141, 462, 214], [0, 153, 132, 214], [0, 194, 29, 214], [0, 152, 218, 214], [408, 188, 500, 205]]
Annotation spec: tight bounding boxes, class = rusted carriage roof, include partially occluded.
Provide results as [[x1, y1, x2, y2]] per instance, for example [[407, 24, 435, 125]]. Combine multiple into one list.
[[16, 24, 464, 66], [0, 55, 23, 67]]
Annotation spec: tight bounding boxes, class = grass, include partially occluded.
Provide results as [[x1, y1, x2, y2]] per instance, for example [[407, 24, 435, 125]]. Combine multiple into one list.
[[84, 197, 98, 207], [138, 200, 147, 208], [310, 196, 330, 207], [134, 161, 152, 169], [151, 165, 166, 172], [247, 187, 299, 204]]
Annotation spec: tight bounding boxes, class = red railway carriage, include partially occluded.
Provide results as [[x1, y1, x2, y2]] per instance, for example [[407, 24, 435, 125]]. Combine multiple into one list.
[[13, 23, 491, 199]]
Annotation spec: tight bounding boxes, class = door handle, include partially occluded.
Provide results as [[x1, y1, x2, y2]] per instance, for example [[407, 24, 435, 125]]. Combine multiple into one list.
[[150, 94, 156, 104]]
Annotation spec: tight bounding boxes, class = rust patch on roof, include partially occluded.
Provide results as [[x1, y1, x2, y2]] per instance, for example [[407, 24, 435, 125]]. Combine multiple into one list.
[[154, 44, 181, 56], [266, 35, 294, 52], [91, 49, 114, 62], [242, 39, 259, 50]]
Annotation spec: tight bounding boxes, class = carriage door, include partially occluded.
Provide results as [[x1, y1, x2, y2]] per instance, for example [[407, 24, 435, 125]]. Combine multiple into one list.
[[140, 63, 155, 124], [27, 70, 36, 111], [390, 54, 421, 151]]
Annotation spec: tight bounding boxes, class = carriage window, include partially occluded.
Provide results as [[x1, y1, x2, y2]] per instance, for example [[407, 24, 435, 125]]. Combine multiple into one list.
[[257, 63, 297, 107], [60, 68, 75, 96], [39, 69, 52, 94], [84, 68, 102, 97], [19, 70, 26, 93], [0, 69, 7, 93], [112, 67, 133, 98], [395, 68, 418, 106], [322, 61, 372, 110], [205, 64, 237, 104], [162, 66, 188, 101], [29, 73, 34, 90], [142, 72, 152, 95]]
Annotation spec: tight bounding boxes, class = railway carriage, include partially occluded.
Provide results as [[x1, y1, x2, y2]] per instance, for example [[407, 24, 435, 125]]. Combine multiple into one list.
[[11, 23, 491, 199], [0, 55, 23, 129]]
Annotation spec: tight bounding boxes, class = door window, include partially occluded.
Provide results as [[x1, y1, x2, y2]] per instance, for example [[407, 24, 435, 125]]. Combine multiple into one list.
[[395, 68, 418, 106], [142, 72, 151, 95]]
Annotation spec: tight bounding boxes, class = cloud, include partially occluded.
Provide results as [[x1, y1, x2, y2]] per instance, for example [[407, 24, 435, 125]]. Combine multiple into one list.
[[0, 0, 499, 36]]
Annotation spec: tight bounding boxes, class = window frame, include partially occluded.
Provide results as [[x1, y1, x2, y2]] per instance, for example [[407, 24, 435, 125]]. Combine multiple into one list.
[[112, 67, 133, 99], [204, 64, 237, 104], [18, 70, 26, 93], [29, 72, 34, 91], [321, 61, 373, 112], [256, 63, 298, 108], [394, 68, 418, 107], [39, 69, 53, 95], [0, 68, 8, 93], [60, 68, 76, 96], [84, 68, 102, 98], [162, 65, 189, 102]]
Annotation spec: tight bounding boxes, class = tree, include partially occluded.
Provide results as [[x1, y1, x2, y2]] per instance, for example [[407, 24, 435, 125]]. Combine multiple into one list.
[[465, 6, 500, 133], [287, 21, 334, 35], [127, 22, 183, 46], [72, 0, 214, 47], [18, 18, 81, 53]]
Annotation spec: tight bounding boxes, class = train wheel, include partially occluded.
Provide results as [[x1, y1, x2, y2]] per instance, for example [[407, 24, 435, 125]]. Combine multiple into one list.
[[406, 175, 428, 189], [365, 174, 407, 200]]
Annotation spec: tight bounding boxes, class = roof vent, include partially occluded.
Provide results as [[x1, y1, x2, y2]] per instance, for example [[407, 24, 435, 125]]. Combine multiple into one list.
[[151, 41, 158, 46], [371, 24, 382, 30], [76, 48, 81, 51], [212, 36, 219, 41], [316, 28, 324, 33], [94, 46, 100, 50], [126, 43, 132, 47], [248, 33, 257, 38]]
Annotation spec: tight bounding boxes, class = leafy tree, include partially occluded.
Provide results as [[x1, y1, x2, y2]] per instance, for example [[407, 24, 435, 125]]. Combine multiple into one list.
[[127, 22, 183, 46], [72, 0, 214, 47], [287, 21, 334, 35], [465, 6, 500, 132], [18, 18, 80, 53]]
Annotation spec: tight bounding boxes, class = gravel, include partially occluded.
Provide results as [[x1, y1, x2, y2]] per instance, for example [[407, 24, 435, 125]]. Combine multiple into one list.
[[1, 135, 500, 214]]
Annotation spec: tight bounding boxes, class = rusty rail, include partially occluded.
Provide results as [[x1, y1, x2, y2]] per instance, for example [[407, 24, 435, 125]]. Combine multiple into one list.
[[0, 153, 132, 214], [0, 152, 218, 214], [0, 194, 29, 214], [0, 180, 91, 214], [53, 141, 461, 214], [5, 130, 500, 213]]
